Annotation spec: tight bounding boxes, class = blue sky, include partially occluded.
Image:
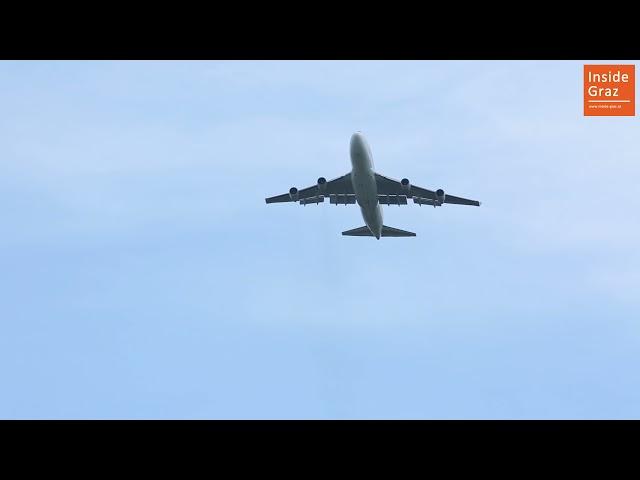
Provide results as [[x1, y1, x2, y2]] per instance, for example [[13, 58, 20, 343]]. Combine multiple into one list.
[[0, 60, 638, 418]]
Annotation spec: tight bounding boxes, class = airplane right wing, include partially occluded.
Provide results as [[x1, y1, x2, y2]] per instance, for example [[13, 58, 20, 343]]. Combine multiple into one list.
[[265, 173, 354, 204]]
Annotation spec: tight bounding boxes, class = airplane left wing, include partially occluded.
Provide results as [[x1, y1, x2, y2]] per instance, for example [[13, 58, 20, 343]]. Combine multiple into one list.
[[375, 173, 481, 207], [265, 173, 354, 204]]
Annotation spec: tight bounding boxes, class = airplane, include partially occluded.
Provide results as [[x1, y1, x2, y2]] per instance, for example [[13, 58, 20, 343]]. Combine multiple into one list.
[[265, 132, 481, 239]]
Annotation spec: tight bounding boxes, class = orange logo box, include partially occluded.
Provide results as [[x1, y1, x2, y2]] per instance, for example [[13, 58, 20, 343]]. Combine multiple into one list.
[[584, 65, 635, 116]]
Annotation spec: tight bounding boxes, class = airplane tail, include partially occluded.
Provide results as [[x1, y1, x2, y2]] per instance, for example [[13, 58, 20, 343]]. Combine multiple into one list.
[[342, 225, 416, 237]]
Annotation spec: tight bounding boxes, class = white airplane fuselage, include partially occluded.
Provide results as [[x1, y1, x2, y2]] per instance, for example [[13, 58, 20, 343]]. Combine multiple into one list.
[[350, 132, 383, 239]]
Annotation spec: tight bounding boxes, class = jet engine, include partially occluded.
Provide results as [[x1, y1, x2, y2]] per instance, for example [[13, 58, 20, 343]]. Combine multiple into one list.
[[401, 178, 411, 193], [317, 177, 327, 193], [436, 189, 445, 205], [289, 187, 299, 201]]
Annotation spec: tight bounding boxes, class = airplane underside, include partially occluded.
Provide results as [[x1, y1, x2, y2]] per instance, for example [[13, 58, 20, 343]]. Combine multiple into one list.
[[264, 132, 481, 238]]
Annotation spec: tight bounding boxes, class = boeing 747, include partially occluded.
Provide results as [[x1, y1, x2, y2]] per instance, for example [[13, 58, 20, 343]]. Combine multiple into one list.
[[265, 132, 481, 238]]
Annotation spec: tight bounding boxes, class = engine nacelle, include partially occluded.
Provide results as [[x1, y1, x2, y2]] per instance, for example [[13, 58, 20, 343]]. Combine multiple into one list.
[[289, 187, 299, 201], [401, 178, 411, 193], [317, 177, 327, 193], [436, 189, 445, 204]]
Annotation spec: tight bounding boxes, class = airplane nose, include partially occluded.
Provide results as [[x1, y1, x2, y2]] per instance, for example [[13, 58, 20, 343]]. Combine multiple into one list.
[[350, 132, 365, 152]]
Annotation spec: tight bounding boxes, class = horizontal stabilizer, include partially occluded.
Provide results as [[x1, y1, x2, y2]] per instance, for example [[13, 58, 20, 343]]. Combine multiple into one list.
[[381, 225, 416, 237], [342, 225, 416, 237], [342, 226, 373, 236]]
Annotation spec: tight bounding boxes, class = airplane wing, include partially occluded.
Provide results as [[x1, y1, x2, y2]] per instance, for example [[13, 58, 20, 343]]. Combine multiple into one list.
[[375, 173, 481, 207], [265, 173, 354, 204]]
